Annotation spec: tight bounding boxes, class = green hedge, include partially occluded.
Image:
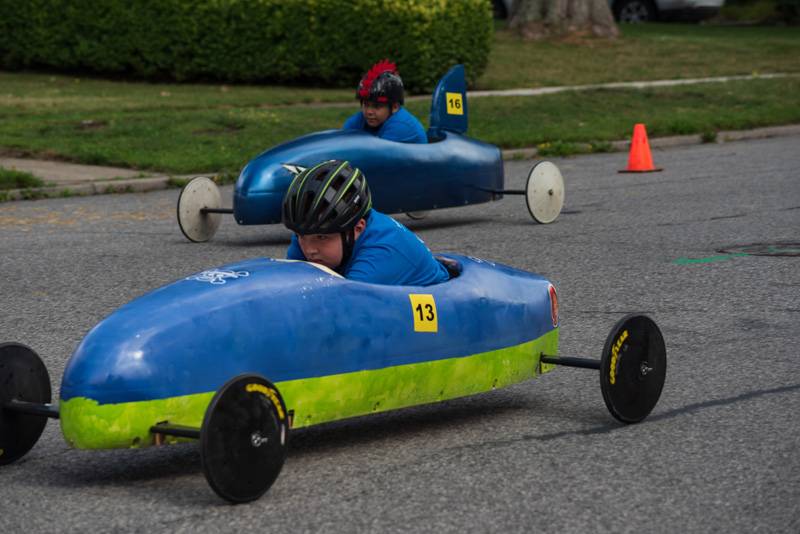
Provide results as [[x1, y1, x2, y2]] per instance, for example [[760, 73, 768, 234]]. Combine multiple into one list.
[[721, 0, 800, 23], [0, 0, 493, 91]]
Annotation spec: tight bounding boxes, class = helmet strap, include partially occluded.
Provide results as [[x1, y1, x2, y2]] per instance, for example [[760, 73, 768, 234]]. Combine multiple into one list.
[[338, 229, 356, 274]]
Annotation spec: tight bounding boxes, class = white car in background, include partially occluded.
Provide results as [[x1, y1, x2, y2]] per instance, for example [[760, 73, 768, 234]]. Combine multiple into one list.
[[492, 0, 725, 23], [611, 0, 725, 22]]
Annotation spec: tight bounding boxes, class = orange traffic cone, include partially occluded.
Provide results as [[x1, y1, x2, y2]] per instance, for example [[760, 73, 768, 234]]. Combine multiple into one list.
[[620, 123, 662, 173]]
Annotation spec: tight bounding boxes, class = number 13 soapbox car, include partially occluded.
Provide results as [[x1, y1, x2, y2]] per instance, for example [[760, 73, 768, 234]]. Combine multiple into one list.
[[177, 65, 566, 242], [1, 255, 666, 503]]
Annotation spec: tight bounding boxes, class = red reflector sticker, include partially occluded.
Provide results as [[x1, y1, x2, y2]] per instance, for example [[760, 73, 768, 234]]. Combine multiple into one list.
[[549, 284, 559, 327]]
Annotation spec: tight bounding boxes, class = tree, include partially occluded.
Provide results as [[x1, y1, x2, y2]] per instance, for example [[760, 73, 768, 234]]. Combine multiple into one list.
[[509, 0, 619, 40]]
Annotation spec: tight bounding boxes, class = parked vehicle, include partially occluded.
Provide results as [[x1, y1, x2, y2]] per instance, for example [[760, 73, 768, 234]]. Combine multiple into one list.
[[492, 0, 725, 23], [611, 0, 725, 22]]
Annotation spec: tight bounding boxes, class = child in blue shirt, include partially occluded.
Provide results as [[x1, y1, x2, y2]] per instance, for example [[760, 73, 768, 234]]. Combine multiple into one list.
[[283, 160, 448, 286], [342, 60, 427, 145]]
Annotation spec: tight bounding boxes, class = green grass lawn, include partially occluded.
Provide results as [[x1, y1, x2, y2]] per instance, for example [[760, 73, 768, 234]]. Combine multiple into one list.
[[468, 78, 800, 151], [1, 24, 799, 174], [480, 23, 800, 89]]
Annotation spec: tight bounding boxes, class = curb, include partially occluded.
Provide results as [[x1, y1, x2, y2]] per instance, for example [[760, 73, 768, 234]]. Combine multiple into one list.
[[2, 124, 800, 203], [0, 175, 175, 202]]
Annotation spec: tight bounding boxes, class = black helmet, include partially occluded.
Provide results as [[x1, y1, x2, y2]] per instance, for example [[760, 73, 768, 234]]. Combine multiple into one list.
[[356, 59, 404, 106], [282, 160, 372, 235]]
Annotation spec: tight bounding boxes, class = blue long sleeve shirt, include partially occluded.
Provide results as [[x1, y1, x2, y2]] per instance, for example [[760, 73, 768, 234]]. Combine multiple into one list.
[[287, 211, 449, 286], [342, 107, 428, 144]]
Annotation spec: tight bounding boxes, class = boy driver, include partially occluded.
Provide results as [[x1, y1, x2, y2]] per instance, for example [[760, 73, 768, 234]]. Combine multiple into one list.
[[283, 160, 448, 286], [342, 60, 427, 144]]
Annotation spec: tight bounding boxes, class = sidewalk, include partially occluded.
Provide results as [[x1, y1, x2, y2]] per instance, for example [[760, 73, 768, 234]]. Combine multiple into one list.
[[2, 124, 800, 203], [0, 157, 194, 201]]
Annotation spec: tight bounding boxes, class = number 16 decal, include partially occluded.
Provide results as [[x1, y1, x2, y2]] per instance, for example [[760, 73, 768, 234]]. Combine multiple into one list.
[[408, 294, 438, 333], [445, 92, 464, 115]]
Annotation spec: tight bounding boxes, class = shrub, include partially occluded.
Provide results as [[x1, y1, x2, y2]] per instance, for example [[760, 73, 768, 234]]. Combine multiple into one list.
[[0, 0, 493, 91], [720, 0, 800, 24], [776, 0, 800, 23], [0, 166, 44, 190]]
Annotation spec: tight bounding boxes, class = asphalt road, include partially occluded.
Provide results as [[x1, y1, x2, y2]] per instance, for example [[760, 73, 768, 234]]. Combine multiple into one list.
[[1, 136, 798, 533]]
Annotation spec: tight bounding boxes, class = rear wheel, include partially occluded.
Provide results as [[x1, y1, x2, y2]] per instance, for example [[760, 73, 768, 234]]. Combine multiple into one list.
[[177, 177, 223, 243], [0, 343, 51, 465], [201, 374, 289, 503]]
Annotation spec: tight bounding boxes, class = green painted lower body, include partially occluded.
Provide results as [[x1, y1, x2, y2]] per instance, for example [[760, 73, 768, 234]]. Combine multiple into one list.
[[60, 329, 558, 449]]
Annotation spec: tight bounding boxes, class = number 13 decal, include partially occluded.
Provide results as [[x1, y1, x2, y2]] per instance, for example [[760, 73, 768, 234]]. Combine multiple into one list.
[[408, 294, 438, 333]]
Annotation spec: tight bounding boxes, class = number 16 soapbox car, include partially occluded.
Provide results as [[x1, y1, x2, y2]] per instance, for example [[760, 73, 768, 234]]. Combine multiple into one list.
[[1, 255, 666, 503], [177, 65, 566, 242]]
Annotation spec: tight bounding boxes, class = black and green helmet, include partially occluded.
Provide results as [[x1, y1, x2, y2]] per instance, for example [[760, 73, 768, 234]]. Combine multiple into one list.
[[282, 160, 372, 235]]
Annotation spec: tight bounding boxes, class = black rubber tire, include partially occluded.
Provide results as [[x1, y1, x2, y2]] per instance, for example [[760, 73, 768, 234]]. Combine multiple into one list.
[[600, 315, 667, 423], [201, 374, 289, 503], [0, 343, 51, 465], [491, 0, 508, 19]]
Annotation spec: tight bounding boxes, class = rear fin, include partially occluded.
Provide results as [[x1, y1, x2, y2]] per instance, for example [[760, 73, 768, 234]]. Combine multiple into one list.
[[428, 64, 468, 139]]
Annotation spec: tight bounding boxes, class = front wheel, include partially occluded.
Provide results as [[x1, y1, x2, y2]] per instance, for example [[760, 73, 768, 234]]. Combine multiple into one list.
[[599, 315, 667, 424]]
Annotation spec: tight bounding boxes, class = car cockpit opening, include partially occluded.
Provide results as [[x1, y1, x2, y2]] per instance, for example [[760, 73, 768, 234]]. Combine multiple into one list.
[[435, 256, 462, 279]]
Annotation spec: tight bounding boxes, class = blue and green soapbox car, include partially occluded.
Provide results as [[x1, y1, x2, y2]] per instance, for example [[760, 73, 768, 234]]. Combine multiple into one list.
[[0, 255, 665, 503], [176, 65, 565, 242]]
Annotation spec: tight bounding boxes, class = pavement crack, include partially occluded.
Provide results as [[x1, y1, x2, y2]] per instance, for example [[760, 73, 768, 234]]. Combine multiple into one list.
[[709, 213, 747, 221]]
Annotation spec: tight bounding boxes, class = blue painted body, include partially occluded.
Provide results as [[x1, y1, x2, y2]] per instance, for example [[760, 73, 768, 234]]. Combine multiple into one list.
[[234, 131, 503, 225], [232, 65, 504, 225], [60, 255, 555, 405]]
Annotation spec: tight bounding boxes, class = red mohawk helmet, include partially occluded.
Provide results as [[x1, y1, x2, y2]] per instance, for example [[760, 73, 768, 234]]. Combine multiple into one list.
[[356, 59, 404, 106]]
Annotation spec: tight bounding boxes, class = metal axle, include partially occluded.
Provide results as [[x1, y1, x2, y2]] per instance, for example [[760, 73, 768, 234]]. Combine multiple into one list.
[[481, 188, 525, 196], [481, 188, 555, 197], [3, 399, 60, 419], [541, 355, 601, 370], [150, 423, 201, 439], [200, 207, 234, 214]]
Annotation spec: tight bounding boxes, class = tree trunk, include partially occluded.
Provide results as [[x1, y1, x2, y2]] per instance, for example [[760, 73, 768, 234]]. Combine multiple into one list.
[[509, 0, 619, 40]]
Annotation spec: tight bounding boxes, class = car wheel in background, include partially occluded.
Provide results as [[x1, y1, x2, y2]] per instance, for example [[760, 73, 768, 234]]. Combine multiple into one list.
[[525, 161, 564, 224], [491, 0, 508, 19], [614, 0, 658, 23], [177, 177, 223, 242], [405, 211, 429, 220]]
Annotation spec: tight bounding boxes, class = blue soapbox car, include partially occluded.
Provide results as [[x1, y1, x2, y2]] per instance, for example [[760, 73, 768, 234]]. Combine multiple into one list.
[[176, 65, 565, 242], [1, 254, 666, 503]]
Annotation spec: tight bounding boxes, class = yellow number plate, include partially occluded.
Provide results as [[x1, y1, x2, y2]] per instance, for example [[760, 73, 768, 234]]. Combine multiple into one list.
[[445, 92, 464, 115], [409, 294, 438, 333]]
